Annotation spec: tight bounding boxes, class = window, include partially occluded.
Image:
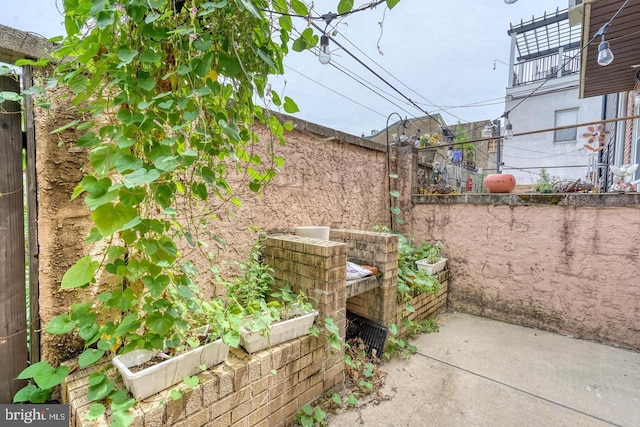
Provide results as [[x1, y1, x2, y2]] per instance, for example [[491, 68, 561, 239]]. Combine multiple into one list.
[[487, 138, 497, 153], [554, 108, 578, 142]]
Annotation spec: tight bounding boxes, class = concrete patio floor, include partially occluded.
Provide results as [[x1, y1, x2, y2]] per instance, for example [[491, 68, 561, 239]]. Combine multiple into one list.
[[327, 312, 640, 427]]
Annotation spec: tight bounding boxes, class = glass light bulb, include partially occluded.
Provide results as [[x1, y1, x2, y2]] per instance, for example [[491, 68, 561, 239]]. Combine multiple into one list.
[[504, 124, 514, 140], [597, 40, 614, 66], [318, 35, 331, 65]]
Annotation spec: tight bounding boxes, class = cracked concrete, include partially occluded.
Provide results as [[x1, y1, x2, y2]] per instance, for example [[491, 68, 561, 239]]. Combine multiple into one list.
[[328, 312, 640, 427]]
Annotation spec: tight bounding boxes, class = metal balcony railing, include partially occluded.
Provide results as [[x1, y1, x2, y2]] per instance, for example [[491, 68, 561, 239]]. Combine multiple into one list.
[[511, 48, 581, 87]]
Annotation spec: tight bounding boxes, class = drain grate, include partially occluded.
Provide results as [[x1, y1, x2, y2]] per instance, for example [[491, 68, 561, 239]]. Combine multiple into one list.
[[345, 311, 388, 357]]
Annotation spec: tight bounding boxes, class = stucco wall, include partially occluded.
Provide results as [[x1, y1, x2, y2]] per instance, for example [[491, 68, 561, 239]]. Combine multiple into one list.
[[408, 196, 640, 350], [35, 106, 390, 358]]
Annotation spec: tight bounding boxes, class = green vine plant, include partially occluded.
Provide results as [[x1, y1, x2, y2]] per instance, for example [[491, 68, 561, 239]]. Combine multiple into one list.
[[9, 1, 402, 425]]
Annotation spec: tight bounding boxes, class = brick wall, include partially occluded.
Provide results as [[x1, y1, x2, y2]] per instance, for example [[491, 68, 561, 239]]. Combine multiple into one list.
[[64, 335, 342, 427], [330, 229, 399, 327], [396, 270, 449, 337]]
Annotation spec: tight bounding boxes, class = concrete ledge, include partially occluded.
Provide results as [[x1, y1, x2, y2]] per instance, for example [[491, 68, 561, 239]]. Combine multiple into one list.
[[413, 192, 640, 207], [346, 275, 380, 298], [0, 24, 56, 64]]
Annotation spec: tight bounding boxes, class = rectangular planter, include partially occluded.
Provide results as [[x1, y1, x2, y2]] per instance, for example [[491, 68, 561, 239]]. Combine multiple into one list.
[[112, 338, 229, 400], [416, 257, 448, 275], [240, 310, 318, 354]]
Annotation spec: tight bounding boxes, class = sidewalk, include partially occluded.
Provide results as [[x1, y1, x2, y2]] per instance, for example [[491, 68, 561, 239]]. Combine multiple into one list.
[[328, 312, 640, 427]]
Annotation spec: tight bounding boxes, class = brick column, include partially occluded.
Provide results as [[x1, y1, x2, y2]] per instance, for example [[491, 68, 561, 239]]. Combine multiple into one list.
[[331, 229, 399, 327], [263, 235, 347, 394]]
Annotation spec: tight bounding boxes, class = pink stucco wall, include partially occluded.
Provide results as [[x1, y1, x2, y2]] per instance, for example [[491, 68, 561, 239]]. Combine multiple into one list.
[[408, 200, 640, 350]]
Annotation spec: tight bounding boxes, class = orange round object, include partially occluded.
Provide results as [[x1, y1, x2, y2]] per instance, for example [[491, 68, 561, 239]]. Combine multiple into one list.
[[484, 173, 516, 193]]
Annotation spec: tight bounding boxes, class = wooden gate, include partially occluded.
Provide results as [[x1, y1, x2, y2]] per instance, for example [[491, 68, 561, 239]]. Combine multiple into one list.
[[0, 74, 28, 402]]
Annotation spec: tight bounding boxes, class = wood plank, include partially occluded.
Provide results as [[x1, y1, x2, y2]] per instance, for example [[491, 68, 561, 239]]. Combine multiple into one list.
[[23, 65, 40, 364], [0, 75, 28, 402]]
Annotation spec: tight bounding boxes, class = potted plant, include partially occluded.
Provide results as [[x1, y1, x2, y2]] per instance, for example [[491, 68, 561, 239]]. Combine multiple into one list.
[[238, 284, 318, 354], [414, 242, 448, 275], [111, 297, 233, 400], [531, 168, 555, 193], [225, 240, 318, 354]]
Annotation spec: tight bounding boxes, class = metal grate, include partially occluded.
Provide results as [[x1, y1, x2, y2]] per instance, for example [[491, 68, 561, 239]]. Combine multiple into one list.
[[345, 311, 388, 357]]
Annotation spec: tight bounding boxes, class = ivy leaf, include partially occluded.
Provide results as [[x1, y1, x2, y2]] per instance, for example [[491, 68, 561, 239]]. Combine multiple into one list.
[[78, 349, 105, 367], [92, 203, 139, 237], [183, 376, 199, 387], [290, 0, 308, 15], [218, 119, 240, 141], [236, 0, 261, 18], [117, 48, 138, 65], [387, 0, 401, 9], [138, 77, 156, 92], [170, 389, 182, 400], [283, 97, 299, 114], [390, 206, 401, 215], [147, 313, 173, 335], [46, 314, 76, 334], [139, 49, 162, 63], [13, 384, 50, 403], [87, 378, 115, 402], [17, 362, 70, 390], [86, 403, 106, 420], [123, 168, 162, 188], [389, 190, 400, 198], [337, 0, 354, 14], [111, 410, 134, 427], [61, 256, 99, 289]]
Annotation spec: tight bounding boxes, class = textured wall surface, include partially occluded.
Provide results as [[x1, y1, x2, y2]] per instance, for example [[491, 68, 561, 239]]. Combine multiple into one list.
[[35, 107, 390, 358], [409, 202, 640, 350]]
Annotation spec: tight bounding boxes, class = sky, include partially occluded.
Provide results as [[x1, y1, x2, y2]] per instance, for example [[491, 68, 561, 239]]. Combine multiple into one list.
[[1, 0, 568, 136]]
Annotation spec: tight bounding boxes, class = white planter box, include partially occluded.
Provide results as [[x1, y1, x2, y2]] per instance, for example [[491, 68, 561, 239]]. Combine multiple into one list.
[[240, 310, 318, 354], [416, 257, 448, 275], [112, 338, 228, 400]]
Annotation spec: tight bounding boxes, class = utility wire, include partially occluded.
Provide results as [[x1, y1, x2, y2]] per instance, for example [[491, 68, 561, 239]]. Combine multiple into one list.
[[330, 25, 470, 124], [284, 65, 387, 118], [329, 61, 418, 118]]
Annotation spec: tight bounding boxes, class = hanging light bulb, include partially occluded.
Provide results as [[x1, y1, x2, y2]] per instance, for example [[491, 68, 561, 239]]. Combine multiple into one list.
[[504, 0, 518, 3], [504, 123, 514, 140], [318, 34, 331, 65], [597, 39, 614, 66]]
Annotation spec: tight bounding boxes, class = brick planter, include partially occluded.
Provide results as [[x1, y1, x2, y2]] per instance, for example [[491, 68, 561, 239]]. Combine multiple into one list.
[[396, 270, 449, 337]]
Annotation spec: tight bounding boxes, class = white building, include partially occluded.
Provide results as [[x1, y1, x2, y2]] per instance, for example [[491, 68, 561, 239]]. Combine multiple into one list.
[[502, 4, 605, 187]]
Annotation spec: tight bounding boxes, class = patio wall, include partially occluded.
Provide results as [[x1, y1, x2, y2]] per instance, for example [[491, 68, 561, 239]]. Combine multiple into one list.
[[34, 99, 390, 362], [406, 193, 640, 351]]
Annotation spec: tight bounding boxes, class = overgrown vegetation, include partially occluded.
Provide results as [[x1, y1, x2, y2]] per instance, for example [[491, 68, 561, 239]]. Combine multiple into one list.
[[531, 168, 556, 193], [9, 1, 402, 425]]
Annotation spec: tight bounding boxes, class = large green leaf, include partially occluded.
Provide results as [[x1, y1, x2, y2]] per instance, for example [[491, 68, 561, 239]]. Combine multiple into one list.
[[87, 377, 115, 401], [283, 96, 299, 114], [78, 349, 105, 367], [147, 312, 173, 335], [17, 361, 70, 390], [61, 256, 99, 289], [92, 203, 139, 237], [290, 0, 308, 15], [337, 0, 354, 14], [123, 168, 162, 188], [387, 0, 401, 9], [46, 314, 76, 334]]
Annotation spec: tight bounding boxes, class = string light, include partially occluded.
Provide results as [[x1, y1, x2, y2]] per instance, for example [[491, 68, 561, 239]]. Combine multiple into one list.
[[318, 35, 331, 64]]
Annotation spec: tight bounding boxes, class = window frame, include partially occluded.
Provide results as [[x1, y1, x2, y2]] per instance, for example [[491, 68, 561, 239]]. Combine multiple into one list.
[[554, 108, 578, 142]]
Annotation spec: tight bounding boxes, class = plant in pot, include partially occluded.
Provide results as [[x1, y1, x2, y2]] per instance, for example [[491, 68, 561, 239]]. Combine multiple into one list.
[[414, 242, 448, 275], [395, 234, 441, 298], [531, 168, 555, 193], [225, 240, 318, 354]]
